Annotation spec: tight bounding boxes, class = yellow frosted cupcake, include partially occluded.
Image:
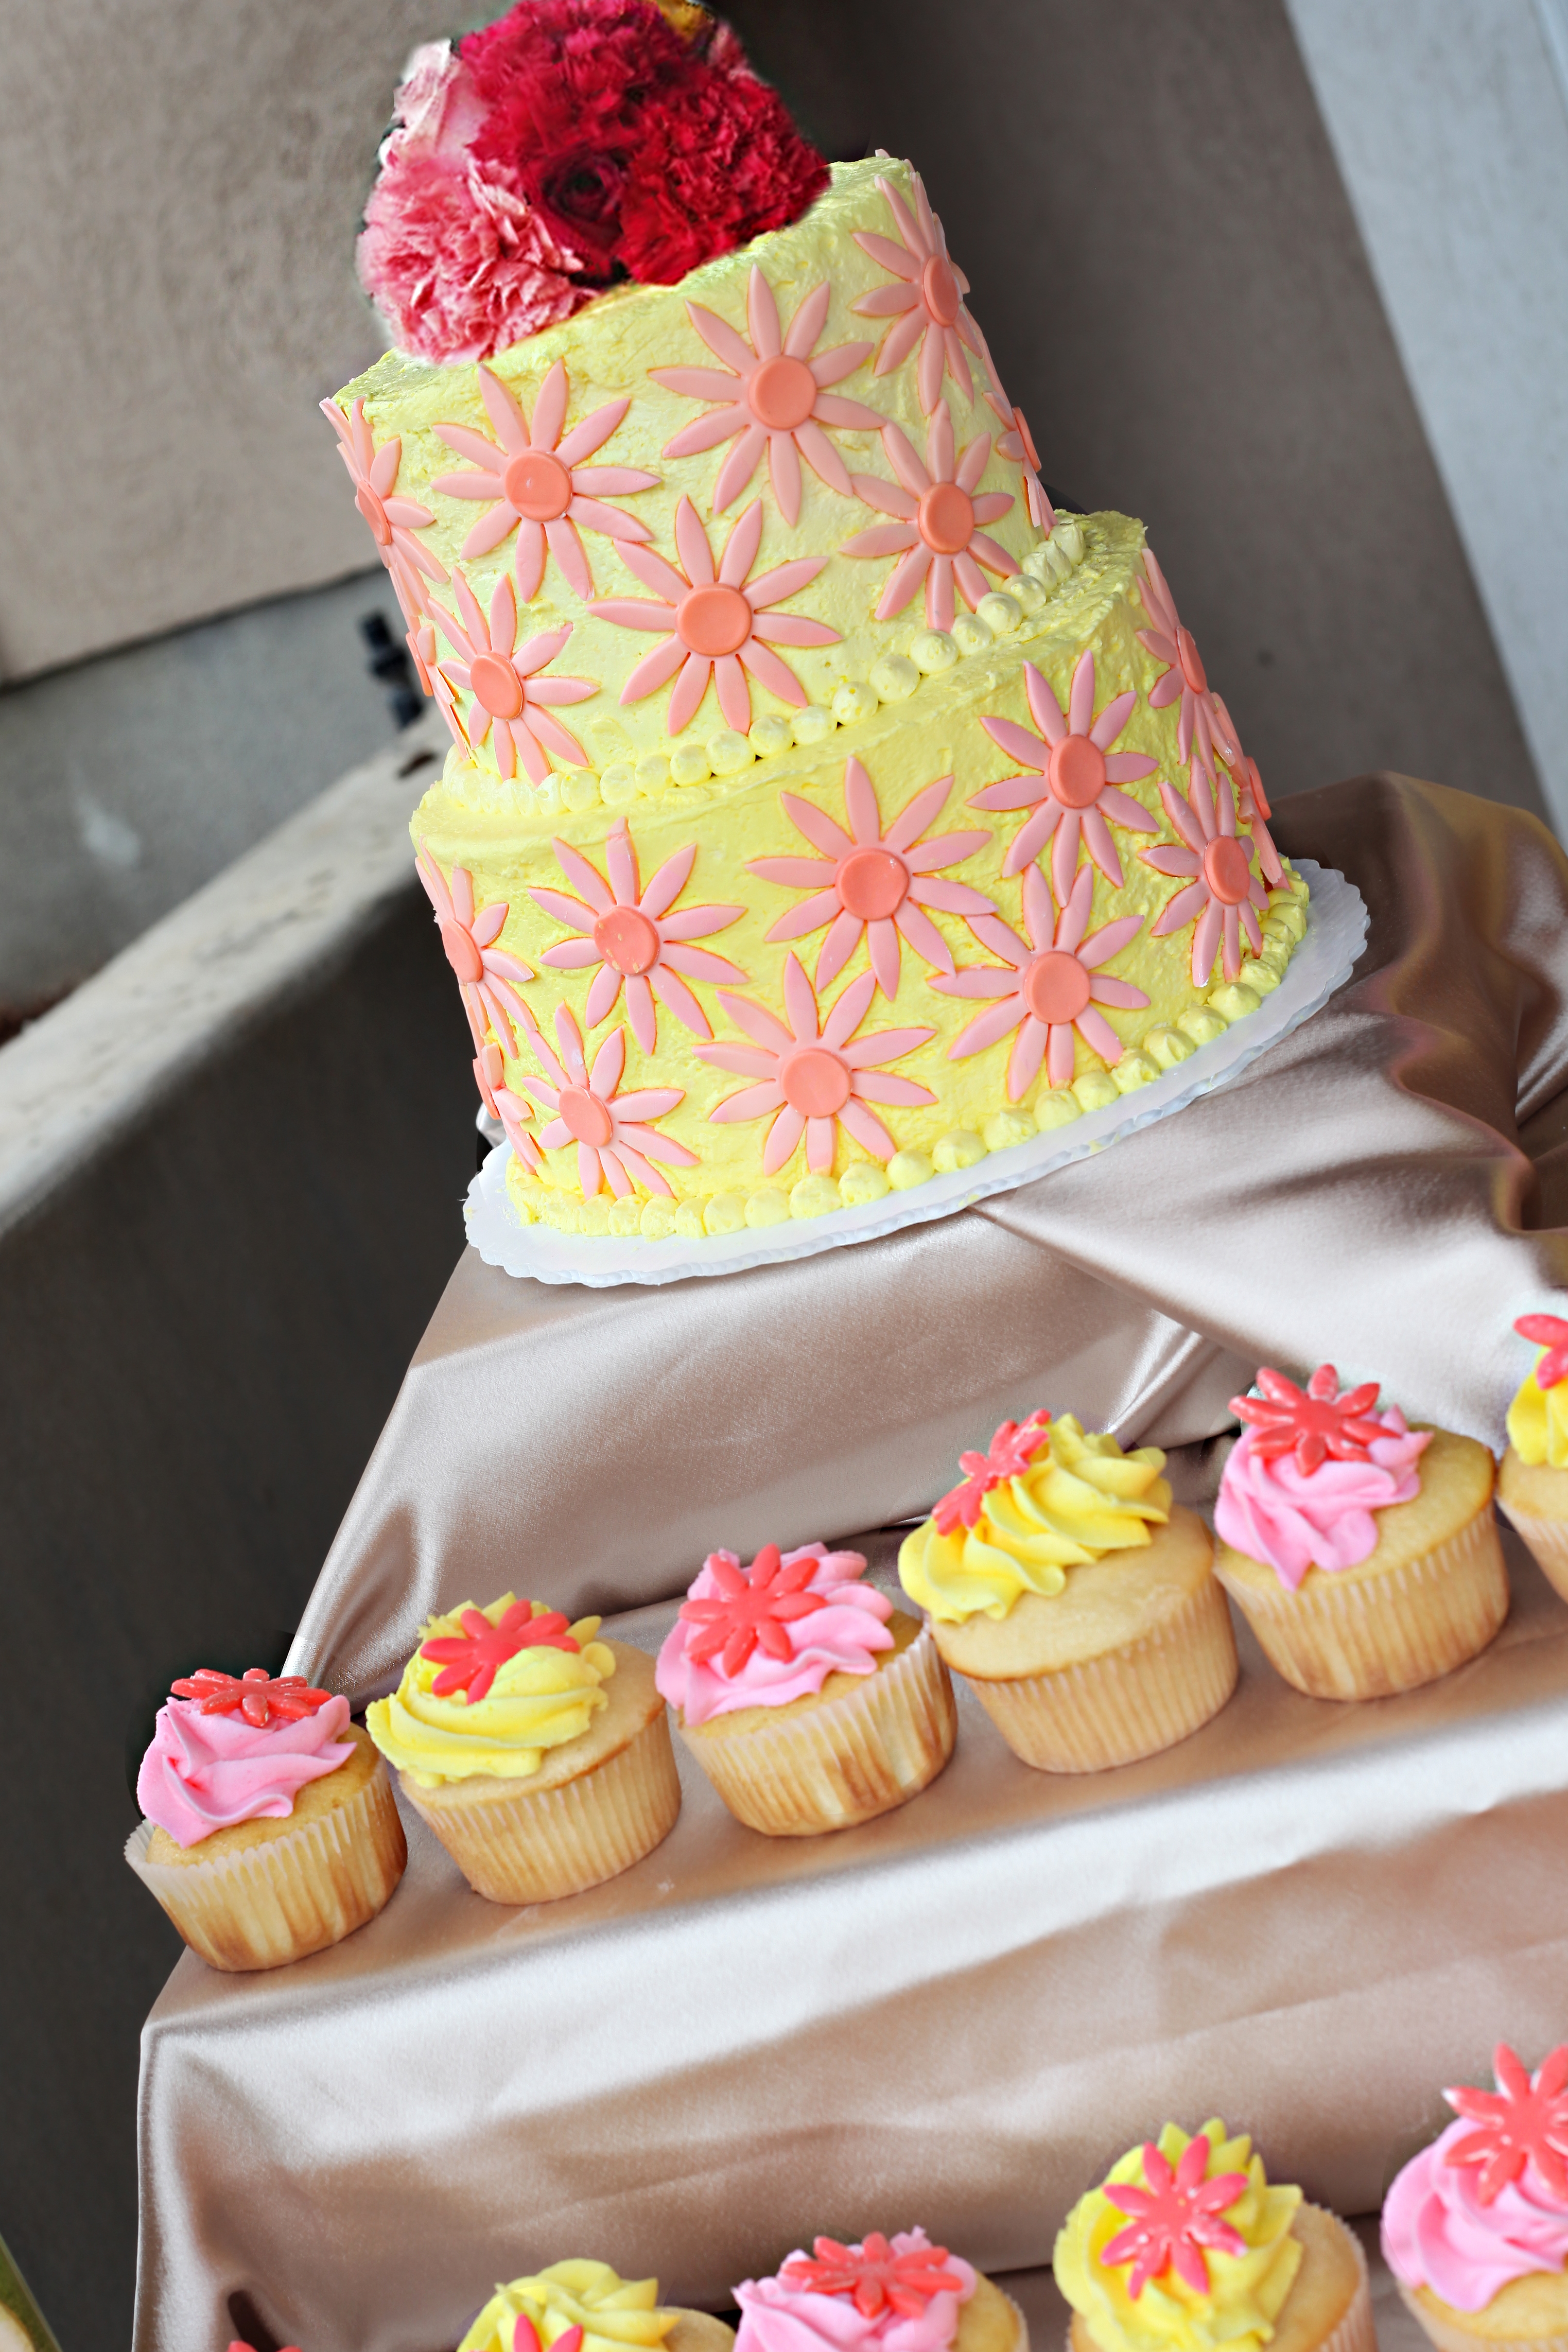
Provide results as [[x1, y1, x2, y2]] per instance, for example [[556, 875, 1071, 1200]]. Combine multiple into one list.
[[1498, 1313, 1568, 1601], [898, 1409, 1236, 1772], [656, 1542, 955, 1835], [368, 1596, 680, 1903], [1214, 1364, 1507, 1699], [459, 2260, 734, 2352], [1056, 2121, 1373, 2352], [126, 1666, 406, 1972]]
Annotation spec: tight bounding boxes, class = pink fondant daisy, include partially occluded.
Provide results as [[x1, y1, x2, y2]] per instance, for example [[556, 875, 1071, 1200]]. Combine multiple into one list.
[[1211, 690, 1284, 887], [1136, 548, 1231, 778], [695, 954, 936, 1176], [933, 862, 1148, 1099], [321, 395, 448, 624], [415, 845, 534, 1055], [650, 267, 883, 528], [474, 1039, 545, 1175], [1102, 2140, 1249, 2301], [430, 360, 659, 604], [530, 817, 746, 1051], [1141, 758, 1267, 986], [748, 755, 992, 998], [518, 1005, 697, 1200], [969, 653, 1159, 901], [852, 170, 986, 415], [407, 617, 467, 748], [589, 496, 838, 736], [997, 404, 1055, 533], [428, 571, 595, 784], [842, 402, 1016, 633]]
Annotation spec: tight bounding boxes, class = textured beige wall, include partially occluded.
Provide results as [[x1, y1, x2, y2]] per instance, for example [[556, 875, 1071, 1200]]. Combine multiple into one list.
[[0, 0, 458, 681]]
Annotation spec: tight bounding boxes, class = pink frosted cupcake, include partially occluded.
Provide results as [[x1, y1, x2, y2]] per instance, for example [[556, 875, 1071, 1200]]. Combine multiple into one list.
[[1213, 1365, 1506, 1698], [126, 1667, 406, 1971], [735, 2229, 1025, 2352], [1383, 2043, 1568, 2352], [656, 1542, 955, 1835]]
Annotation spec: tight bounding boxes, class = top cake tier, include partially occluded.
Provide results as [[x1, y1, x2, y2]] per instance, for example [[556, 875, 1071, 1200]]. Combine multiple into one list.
[[333, 155, 1050, 780]]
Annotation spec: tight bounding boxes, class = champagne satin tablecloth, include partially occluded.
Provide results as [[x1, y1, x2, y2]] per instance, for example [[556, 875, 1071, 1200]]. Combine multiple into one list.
[[288, 772, 1568, 1709], [134, 773, 1568, 2349]]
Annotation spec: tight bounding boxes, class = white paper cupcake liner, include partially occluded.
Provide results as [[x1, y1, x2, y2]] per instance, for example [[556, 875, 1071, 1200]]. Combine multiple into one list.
[[1216, 1507, 1508, 1700], [125, 1750, 407, 1972], [959, 1571, 1238, 1774], [403, 1704, 681, 1904], [678, 1619, 956, 1836]]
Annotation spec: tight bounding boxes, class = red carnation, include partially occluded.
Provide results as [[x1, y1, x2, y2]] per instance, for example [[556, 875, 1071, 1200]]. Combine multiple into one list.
[[616, 68, 830, 285]]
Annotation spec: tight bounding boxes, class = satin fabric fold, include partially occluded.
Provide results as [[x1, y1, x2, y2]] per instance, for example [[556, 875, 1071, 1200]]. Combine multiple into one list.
[[288, 776, 1568, 1711]]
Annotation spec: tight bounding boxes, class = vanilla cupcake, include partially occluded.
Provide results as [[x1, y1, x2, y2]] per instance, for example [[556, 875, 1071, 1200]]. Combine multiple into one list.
[[460, 2260, 735, 2352], [368, 1596, 679, 1903], [657, 1542, 954, 1835], [1383, 2043, 1568, 2352], [735, 2228, 1025, 2352], [125, 1666, 406, 1971], [1056, 2121, 1372, 2352], [1214, 1364, 1507, 1699], [897, 1410, 1236, 1772], [1498, 1314, 1568, 1601]]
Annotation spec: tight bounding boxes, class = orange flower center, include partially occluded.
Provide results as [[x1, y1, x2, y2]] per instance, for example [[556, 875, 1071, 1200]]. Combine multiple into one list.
[[469, 652, 525, 720], [917, 482, 974, 556], [748, 354, 817, 431], [593, 905, 661, 977], [677, 582, 753, 657], [1203, 836, 1252, 906], [557, 1086, 615, 1147], [922, 253, 961, 327], [1024, 950, 1091, 1025], [837, 847, 908, 921], [1048, 735, 1106, 809], [503, 448, 573, 522], [779, 1046, 852, 1118]]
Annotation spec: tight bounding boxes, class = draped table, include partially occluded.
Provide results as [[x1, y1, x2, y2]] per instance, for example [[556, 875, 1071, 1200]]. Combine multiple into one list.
[[134, 775, 1568, 2351]]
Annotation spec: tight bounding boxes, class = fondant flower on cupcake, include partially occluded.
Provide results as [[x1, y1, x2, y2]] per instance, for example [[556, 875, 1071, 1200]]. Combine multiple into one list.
[[518, 1005, 697, 1199], [1141, 761, 1268, 986], [934, 863, 1148, 1100], [428, 573, 596, 783], [530, 818, 746, 1051], [970, 654, 1159, 903], [321, 395, 448, 624], [430, 359, 660, 602], [1136, 548, 1228, 778], [651, 267, 882, 526], [659, 1541, 895, 1720], [1100, 2138, 1249, 2296], [842, 402, 1016, 633], [696, 954, 935, 1175], [748, 756, 991, 998], [853, 169, 987, 414], [590, 496, 838, 735], [415, 845, 534, 1054], [1215, 1365, 1431, 1590]]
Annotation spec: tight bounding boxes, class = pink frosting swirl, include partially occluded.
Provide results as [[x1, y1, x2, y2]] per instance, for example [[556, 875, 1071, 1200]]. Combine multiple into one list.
[[137, 1693, 355, 1848], [1383, 2117, 1568, 2310], [655, 1544, 894, 1725], [734, 2232, 976, 2352], [1214, 1412, 1431, 1590]]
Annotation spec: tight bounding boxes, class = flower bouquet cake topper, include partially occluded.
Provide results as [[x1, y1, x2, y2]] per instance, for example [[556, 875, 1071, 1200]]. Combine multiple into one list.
[[358, 0, 830, 362]]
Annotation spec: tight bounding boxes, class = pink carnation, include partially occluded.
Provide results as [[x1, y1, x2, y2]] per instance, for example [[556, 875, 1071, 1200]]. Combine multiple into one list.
[[357, 147, 590, 365]]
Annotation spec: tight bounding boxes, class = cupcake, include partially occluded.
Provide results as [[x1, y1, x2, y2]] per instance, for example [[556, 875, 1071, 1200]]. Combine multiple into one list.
[[1383, 2042, 1568, 2352], [656, 1542, 955, 1835], [735, 2228, 1026, 2352], [1213, 1364, 1507, 1699], [460, 2260, 735, 2352], [1056, 2121, 1373, 2352], [368, 1596, 680, 1904], [125, 1666, 406, 1972], [897, 1410, 1236, 1773], [1498, 1314, 1568, 1600]]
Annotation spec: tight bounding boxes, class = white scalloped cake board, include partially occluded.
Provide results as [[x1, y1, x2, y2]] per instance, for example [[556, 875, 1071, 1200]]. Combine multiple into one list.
[[464, 859, 1366, 1289]]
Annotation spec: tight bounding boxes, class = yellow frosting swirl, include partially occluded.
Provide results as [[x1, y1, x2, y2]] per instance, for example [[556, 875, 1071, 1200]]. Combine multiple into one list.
[[1054, 2121, 1303, 2352], [1506, 1363, 1568, 1468], [366, 1595, 616, 1787], [898, 1415, 1172, 1624], [459, 2261, 681, 2352]]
